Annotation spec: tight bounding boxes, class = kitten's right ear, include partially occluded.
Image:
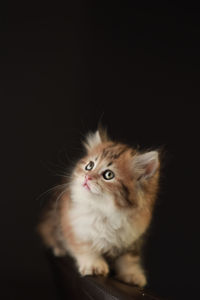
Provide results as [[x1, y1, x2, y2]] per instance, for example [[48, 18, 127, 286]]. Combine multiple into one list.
[[132, 151, 159, 180]]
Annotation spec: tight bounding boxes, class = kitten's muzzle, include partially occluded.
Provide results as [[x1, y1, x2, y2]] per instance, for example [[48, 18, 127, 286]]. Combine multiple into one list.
[[83, 174, 92, 190], [85, 174, 92, 181]]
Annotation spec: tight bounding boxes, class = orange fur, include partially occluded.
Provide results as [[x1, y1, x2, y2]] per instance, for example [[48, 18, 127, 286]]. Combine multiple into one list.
[[38, 128, 160, 287]]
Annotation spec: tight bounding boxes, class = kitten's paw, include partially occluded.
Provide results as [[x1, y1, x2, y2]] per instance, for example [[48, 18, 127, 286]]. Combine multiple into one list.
[[117, 271, 147, 288], [114, 253, 147, 287], [78, 257, 109, 277]]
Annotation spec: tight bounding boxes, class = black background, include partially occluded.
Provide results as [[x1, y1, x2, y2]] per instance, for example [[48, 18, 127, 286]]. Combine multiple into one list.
[[1, 2, 200, 300]]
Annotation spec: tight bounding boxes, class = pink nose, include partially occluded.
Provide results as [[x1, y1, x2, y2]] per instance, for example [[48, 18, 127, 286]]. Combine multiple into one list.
[[85, 174, 92, 181]]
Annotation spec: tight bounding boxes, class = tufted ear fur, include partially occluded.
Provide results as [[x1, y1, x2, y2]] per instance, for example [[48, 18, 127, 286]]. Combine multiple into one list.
[[83, 130, 101, 151], [83, 127, 109, 151], [132, 151, 159, 180]]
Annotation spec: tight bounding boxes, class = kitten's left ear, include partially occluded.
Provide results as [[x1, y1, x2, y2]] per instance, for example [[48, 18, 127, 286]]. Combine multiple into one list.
[[83, 130, 102, 151], [132, 151, 159, 180], [83, 127, 109, 151]]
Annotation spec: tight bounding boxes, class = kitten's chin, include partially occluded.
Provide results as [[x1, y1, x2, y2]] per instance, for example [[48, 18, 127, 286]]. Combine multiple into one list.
[[83, 183, 102, 196], [72, 177, 102, 196], [79, 178, 101, 195]]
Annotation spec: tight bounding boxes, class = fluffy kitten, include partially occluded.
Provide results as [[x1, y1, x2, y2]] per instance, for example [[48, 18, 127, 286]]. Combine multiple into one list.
[[38, 128, 160, 287]]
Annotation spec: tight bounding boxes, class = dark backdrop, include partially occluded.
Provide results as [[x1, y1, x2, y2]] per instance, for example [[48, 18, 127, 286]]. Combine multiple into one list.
[[1, 3, 200, 300]]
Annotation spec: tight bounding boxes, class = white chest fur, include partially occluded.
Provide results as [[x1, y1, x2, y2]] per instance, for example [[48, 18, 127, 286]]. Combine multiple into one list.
[[68, 187, 141, 255]]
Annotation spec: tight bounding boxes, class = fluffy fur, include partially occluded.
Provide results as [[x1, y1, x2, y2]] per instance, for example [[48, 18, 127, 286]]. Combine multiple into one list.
[[38, 129, 160, 287]]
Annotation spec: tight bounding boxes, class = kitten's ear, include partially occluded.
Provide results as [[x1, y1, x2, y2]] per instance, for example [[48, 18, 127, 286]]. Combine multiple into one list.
[[83, 127, 109, 151], [132, 151, 159, 180], [83, 130, 102, 151], [98, 125, 109, 142]]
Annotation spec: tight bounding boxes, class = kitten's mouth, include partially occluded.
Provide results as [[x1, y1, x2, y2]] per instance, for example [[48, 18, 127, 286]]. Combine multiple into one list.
[[82, 181, 91, 191]]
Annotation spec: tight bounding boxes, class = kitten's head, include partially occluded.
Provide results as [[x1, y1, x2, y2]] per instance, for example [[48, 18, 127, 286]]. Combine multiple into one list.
[[71, 129, 160, 209]]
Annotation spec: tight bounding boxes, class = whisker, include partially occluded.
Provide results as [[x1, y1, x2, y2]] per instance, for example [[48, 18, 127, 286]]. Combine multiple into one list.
[[36, 183, 68, 207], [57, 149, 72, 165], [50, 172, 71, 179], [40, 160, 69, 176], [54, 188, 69, 213]]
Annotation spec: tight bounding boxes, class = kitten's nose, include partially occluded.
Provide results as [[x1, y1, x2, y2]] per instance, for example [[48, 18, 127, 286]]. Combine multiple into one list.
[[85, 174, 92, 181]]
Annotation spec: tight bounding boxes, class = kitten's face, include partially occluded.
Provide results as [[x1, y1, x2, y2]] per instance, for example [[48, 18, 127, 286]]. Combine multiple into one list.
[[74, 143, 134, 199], [71, 130, 159, 208]]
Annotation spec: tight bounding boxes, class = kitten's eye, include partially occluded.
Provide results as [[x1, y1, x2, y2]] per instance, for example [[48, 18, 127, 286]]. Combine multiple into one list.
[[102, 170, 115, 180], [85, 161, 94, 171]]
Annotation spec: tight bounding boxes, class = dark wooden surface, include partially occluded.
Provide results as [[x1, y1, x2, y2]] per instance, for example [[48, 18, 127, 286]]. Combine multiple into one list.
[[47, 251, 164, 300]]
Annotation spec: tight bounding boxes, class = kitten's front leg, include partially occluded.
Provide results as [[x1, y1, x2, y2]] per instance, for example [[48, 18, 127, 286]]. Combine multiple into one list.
[[74, 252, 109, 277], [114, 253, 147, 287]]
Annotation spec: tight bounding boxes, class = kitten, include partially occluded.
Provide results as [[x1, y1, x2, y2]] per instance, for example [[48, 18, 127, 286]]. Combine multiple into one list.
[[38, 128, 160, 287]]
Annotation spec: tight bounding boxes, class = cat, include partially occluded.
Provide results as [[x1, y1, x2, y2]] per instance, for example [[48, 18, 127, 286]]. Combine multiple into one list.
[[37, 128, 160, 287]]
